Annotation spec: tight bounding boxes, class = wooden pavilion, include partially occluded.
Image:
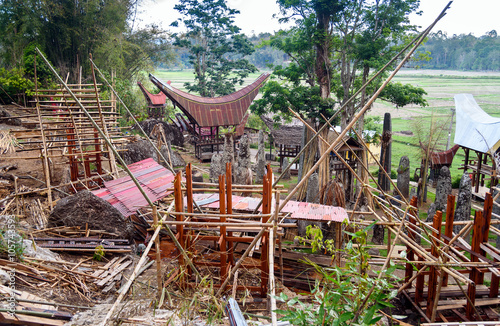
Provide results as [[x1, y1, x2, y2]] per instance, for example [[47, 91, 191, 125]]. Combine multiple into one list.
[[150, 73, 270, 160]]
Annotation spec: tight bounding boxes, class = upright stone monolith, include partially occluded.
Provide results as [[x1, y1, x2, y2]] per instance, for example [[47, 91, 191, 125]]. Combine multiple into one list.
[[282, 157, 291, 180], [298, 173, 320, 236], [255, 130, 266, 183], [397, 156, 410, 199], [306, 172, 319, 204], [209, 153, 223, 183], [222, 133, 235, 166], [427, 166, 452, 222], [235, 135, 251, 185], [454, 172, 472, 235], [378, 113, 392, 192]]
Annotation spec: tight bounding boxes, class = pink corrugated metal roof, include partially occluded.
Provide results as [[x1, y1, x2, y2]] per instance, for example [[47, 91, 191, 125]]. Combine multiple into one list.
[[189, 193, 348, 223], [92, 158, 174, 217]]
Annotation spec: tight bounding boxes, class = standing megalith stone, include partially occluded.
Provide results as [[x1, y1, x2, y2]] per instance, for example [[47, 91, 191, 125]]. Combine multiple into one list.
[[222, 133, 235, 167], [306, 172, 319, 204], [235, 135, 251, 185], [427, 166, 452, 222], [255, 130, 266, 183], [397, 156, 410, 199], [454, 173, 472, 235], [298, 173, 320, 236], [281, 157, 291, 180], [378, 113, 392, 192], [210, 153, 223, 183]]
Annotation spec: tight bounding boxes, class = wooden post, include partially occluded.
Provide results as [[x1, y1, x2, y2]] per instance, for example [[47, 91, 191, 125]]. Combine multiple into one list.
[[426, 211, 442, 319], [219, 175, 227, 284], [33, 54, 53, 209], [174, 172, 185, 286], [152, 205, 162, 289], [261, 173, 270, 297], [442, 194, 456, 287], [226, 163, 234, 266], [466, 210, 484, 319], [186, 163, 194, 278], [476, 192, 493, 285], [405, 196, 418, 285]]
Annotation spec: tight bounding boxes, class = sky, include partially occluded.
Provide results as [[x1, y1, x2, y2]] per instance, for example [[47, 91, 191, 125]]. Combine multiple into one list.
[[137, 0, 500, 37]]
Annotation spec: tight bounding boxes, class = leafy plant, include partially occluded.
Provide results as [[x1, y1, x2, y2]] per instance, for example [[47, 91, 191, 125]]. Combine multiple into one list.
[[278, 223, 398, 325], [93, 245, 105, 261], [0, 67, 34, 104]]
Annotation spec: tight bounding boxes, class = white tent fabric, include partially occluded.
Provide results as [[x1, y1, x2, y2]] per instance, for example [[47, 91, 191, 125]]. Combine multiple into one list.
[[454, 94, 500, 153]]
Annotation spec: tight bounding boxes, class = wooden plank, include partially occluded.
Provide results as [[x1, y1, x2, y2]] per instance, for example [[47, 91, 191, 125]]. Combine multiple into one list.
[[0, 312, 65, 326]]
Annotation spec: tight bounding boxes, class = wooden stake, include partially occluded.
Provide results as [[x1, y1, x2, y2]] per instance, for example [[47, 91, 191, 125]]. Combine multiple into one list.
[[152, 205, 162, 289]]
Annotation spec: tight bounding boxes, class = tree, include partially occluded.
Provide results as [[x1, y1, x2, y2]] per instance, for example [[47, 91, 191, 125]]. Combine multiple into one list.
[[171, 0, 257, 97], [0, 0, 173, 80], [251, 0, 427, 197]]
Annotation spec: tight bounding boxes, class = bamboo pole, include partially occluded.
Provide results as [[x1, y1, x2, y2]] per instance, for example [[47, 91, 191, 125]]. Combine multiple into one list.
[[152, 205, 162, 289], [33, 55, 53, 209], [36, 49, 200, 325], [277, 5, 448, 215], [250, 20, 440, 215], [99, 203, 176, 326], [90, 53, 117, 177]]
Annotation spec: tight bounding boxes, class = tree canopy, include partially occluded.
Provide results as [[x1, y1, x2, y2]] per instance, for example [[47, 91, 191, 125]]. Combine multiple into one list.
[[171, 0, 257, 97], [250, 0, 428, 196], [0, 0, 174, 80]]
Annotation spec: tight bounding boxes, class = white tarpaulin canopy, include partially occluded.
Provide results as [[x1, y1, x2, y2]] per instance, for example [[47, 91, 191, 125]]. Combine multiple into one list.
[[454, 94, 500, 154]]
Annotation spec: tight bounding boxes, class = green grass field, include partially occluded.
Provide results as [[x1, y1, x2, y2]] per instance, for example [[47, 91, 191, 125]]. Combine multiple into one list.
[[153, 68, 500, 183]]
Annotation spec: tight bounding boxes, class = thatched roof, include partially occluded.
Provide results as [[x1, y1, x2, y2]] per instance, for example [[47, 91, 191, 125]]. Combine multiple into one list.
[[261, 116, 303, 147]]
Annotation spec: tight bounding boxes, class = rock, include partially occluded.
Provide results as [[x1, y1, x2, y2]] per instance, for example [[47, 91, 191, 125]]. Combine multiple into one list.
[[235, 135, 251, 185], [0, 109, 21, 126], [427, 166, 452, 222], [23, 239, 61, 262], [132, 119, 183, 147], [409, 187, 416, 201], [306, 173, 319, 204], [281, 157, 291, 180], [222, 133, 234, 166], [298, 173, 320, 237], [378, 112, 392, 192], [0, 269, 9, 285], [255, 130, 266, 184], [454, 173, 472, 236], [397, 156, 410, 199], [48, 190, 134, 240], [209, 154, 223, 183], [192, 170, 204, 188], [122, 139, 184, 168], [368, 248, 380, 257], [372, 224, 385, 245]]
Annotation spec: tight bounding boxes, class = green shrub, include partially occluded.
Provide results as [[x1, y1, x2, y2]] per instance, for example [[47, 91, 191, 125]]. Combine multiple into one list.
[[0, 67, 34, 104], [451, 175, 461, 189], [280, 223, 399, 325]]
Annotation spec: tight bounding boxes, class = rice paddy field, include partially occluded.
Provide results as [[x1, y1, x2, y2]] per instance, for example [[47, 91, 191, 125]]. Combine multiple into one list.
[[153, 68, 500, 183]]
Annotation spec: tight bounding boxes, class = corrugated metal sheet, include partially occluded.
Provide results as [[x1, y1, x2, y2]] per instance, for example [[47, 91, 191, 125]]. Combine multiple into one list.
[[189, 193, 348, 223], [150, 73, 270, 128], [454, 94, 500, 153], [92, 158, 174, 217]]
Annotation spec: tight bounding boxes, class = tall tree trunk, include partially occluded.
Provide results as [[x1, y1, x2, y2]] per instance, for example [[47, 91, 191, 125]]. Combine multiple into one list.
[[315, 10, 331, 193]]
